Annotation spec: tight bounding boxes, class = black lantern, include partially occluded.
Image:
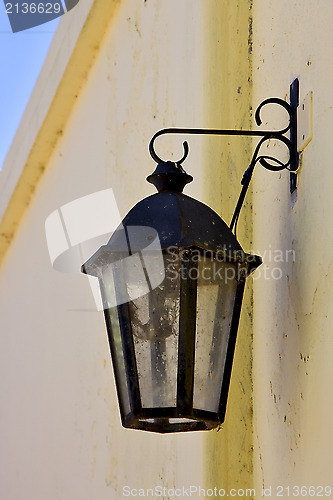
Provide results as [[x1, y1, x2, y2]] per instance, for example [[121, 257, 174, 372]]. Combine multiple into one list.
[[82, 82, 299, 433], [82, 161, 261, 433]]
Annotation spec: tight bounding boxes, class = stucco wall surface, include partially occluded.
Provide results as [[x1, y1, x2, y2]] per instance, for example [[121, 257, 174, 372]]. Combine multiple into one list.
[[252, 0, 333, 494], [203, 0, 255, 494], [0, 1, 210, 498], [3, 0, 332, 497]]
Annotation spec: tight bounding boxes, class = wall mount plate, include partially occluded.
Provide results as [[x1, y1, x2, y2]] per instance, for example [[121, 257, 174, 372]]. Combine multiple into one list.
[[298, 91, 313, 151], [290, 82, 313, 193]]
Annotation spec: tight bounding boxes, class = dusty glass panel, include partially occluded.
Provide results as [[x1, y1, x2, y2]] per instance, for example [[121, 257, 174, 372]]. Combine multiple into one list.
[[129, 253, 180, 408], [100, 274, 131, 416], [193, 256, 237, 413]]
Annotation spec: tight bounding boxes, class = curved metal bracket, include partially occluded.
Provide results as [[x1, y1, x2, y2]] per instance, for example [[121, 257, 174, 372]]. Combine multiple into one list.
[[148, 79, 299, 235], [149, 95, 296, 171]]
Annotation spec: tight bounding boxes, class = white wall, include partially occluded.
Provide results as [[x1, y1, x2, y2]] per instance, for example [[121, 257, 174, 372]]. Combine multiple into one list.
[[0, 1, 210, 498], [253, 0, 333, 493]]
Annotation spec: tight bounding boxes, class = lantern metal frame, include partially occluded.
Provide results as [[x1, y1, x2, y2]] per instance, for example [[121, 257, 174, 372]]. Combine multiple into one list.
[[104, 258, 247, 433], [82, 80, 299, 433], [82, 193, 261, 432]]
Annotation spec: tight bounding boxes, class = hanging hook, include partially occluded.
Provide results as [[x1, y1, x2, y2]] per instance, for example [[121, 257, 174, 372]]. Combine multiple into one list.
[[149, 129, 190, 164]]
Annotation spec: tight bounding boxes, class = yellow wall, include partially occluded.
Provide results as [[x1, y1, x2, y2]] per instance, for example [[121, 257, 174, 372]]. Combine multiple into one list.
[[203, 0, 256, 495], [204, 0, 333, 494]]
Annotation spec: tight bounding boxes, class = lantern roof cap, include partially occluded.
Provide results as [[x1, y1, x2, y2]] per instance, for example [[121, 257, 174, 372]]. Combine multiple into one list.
[[119, 190, 241, 252], [82, 190, 262, 277]]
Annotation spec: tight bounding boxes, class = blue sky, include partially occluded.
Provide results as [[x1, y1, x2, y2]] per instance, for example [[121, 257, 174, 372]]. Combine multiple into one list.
[[0, 3, 59, 167]]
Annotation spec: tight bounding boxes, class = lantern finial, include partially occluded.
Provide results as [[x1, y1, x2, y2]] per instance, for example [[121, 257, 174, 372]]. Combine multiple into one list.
[[146, 161, 193, 193]]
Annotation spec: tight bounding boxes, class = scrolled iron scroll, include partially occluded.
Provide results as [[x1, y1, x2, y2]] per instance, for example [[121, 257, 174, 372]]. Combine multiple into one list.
[[148, 96, 297, 234], [149, 98, 295, 168]]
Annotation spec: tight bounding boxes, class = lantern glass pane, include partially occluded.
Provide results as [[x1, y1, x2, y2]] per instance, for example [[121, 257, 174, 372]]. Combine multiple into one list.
[[99, 274, 131, 417], [193, 256, 237, 413], [129, 253, 180, 408]]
